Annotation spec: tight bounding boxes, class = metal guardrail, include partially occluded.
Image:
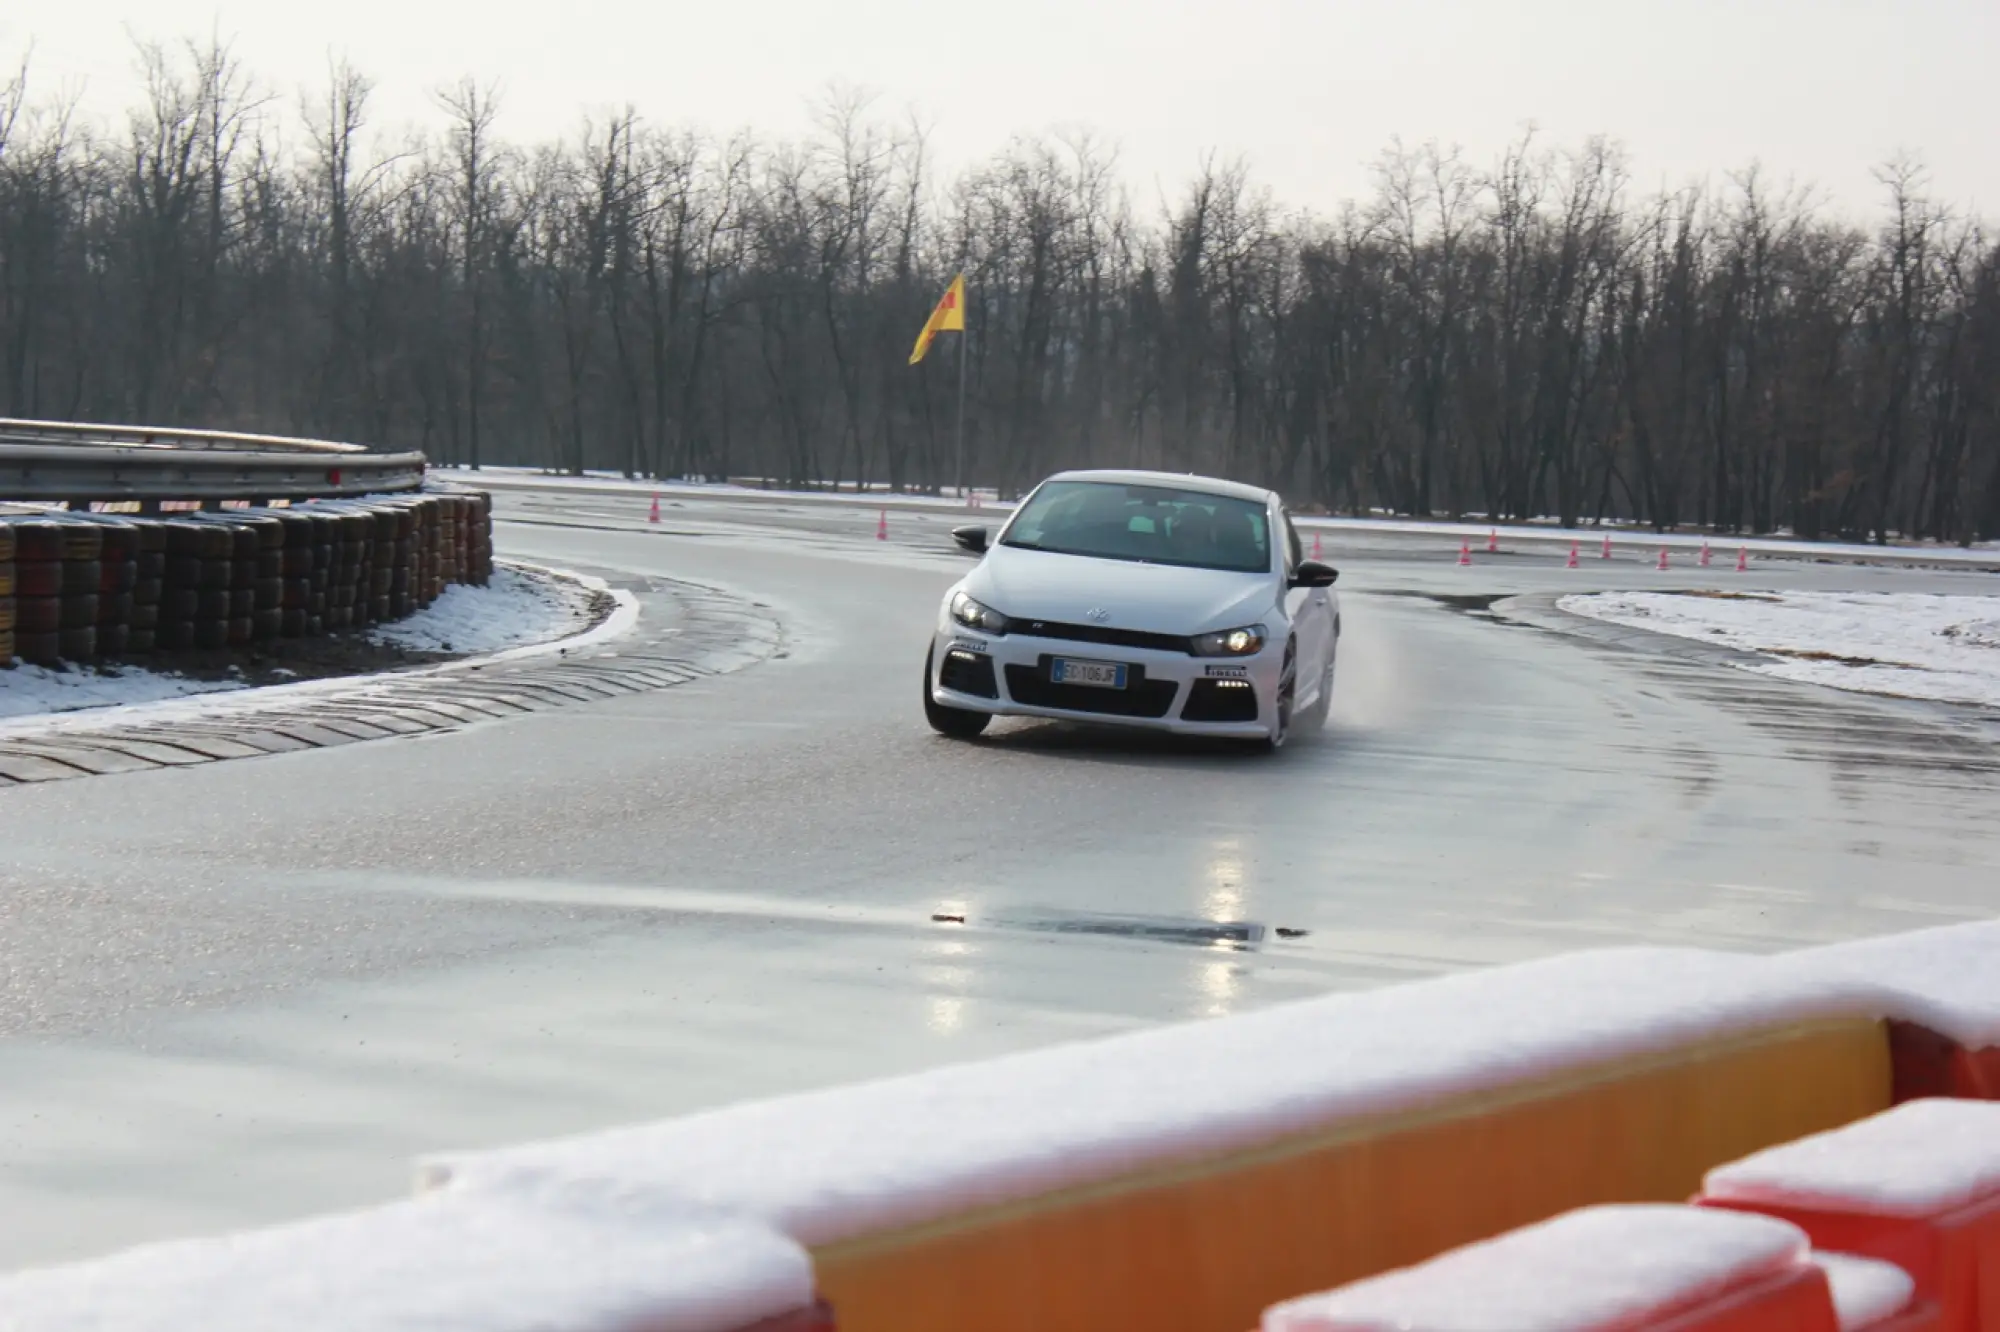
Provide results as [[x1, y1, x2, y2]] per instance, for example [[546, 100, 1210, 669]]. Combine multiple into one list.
[[0, 418, 425, 505], [0, 417, 366, 453]]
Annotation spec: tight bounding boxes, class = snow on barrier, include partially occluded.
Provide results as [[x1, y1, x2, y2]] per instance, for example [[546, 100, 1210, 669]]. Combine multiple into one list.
[[0, 1185, 825, 1332], [1259, 1204, 1860, 1332], [1770, 921, 2000, 1103], [1698, 1098, 2000, 1332], [417, 948, 1895, 1332], [4, 923, 1996, 1332], [1258, 1203, 1938, 1332]]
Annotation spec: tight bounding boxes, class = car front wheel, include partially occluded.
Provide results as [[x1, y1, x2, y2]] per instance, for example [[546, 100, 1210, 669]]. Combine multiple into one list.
[[1299, 649, 1335, 731], [923, 645, 991, 739], [1253, 643, 1297, 753]]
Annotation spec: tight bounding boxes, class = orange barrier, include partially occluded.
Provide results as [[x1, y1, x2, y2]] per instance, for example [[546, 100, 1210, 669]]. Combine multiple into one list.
[[742, 1303, 837, 1331], [1257, 1204, 1840, 1332], [1699, 1100, 2000, 1332]]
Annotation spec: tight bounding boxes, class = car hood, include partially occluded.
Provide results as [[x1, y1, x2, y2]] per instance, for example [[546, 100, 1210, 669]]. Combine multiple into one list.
[[967, 544, 1278, 635]]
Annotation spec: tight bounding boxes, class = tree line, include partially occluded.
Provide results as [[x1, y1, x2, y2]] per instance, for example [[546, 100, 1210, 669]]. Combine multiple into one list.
[[3, 41, 1996, 541]]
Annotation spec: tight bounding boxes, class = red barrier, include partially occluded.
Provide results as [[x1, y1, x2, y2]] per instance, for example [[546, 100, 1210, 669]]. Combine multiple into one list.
[[1890, 1021, 2000, 1102], [1699, 1100, 2000, 1332]]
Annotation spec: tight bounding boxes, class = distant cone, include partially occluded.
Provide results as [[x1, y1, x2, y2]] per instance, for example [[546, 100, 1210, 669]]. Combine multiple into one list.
[[1601, 533, 1613, 559], [1311, 531, 1323, 560], [876, 509, 888, 541], [1656, 546, 1670, 571], [648, 494, 661, 524], [1487, 528, 1499, 553], [1699, 539, 1712, 568], [1456, 541, 1472, 567], [1566, 542, 1579, 569], [1736, 546, 1749, 572]]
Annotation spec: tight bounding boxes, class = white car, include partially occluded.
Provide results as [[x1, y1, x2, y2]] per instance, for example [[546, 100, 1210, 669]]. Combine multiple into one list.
[[924, 469, 1339, 751]]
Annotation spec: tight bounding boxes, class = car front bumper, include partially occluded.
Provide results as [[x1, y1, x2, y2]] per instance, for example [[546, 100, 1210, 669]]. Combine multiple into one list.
[[928, 624, 1282, 738]]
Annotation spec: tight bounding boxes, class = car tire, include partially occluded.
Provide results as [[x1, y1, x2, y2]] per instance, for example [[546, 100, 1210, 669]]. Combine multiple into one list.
[[923, 645, 990, 739], [1299, 649, 1336, 732], [1253, 642, 1297, 753]]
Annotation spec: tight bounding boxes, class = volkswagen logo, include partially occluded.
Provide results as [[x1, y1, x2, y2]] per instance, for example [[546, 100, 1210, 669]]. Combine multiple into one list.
[[1084, 607, 1111, 622]]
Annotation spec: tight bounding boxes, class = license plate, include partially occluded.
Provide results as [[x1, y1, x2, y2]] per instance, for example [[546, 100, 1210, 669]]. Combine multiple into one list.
[[1052, 657, 1128, 689]]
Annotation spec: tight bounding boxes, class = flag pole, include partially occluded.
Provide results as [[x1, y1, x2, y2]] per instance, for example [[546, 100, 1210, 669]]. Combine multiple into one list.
[[954, 305, 968, 503]]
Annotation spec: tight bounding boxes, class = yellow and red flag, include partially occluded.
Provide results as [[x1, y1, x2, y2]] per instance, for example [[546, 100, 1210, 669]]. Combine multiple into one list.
[[908, 274, 966, 365]]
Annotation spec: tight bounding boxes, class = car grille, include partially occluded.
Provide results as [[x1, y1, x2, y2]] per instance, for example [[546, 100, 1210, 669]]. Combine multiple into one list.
[[938, 648, 999, 699], [1008, 619, 1191, 654], [1004, 658, 1178, 719], [1181, 677, 1260, 723]]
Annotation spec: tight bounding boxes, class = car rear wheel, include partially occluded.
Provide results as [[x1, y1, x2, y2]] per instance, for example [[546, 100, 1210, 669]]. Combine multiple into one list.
[[923, 644, 990, 739]]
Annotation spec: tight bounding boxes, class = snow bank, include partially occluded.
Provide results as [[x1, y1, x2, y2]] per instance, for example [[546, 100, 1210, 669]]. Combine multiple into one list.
[[1705, 1098, 2000, 1218], [1812, 1253, 1916, 1332], [0, 661, 242, 720], [1775, 920, 2000, 1048], [367, 563, 598, 655], [421, 948, 1891, 1246], [0, 564, 598, 724], [0, 1185, 812, 1332], [1560, 590, 2000, 709], [1259, 1204, 1810, 1332]]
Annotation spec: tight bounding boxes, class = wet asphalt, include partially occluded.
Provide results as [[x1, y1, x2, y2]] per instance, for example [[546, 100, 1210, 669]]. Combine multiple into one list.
[[1, 486, 1996, 1269]]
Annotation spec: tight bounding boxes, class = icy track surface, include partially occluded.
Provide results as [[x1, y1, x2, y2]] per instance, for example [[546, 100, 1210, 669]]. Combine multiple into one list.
[[1559, 590, 2000, 710], [0, 565, 598, 720]]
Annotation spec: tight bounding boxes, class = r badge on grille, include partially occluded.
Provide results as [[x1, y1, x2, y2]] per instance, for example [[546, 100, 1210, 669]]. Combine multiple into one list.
[[1084, 607, 1111, 622]]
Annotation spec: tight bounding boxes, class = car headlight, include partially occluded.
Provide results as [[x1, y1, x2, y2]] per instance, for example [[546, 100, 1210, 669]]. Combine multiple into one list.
[[1190, 625, 1266, 657], [949, 590, 1011, 635]]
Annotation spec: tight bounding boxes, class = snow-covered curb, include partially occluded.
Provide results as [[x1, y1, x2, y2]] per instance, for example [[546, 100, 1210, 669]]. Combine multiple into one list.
[[0, 563, 634, 737], [1559, 590, 2000, 710]]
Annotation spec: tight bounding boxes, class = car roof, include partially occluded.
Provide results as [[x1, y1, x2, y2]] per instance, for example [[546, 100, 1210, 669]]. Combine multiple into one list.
[[1038, 469, 1279, 506]]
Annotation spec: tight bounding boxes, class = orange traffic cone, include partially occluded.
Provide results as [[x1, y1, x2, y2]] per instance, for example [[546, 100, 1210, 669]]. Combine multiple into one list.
[[1601, 533, 1613, 559], [648, 494, 661, 524], [876, 509, 888, 541], [1736, 546, 1749, 572], [1456, 541, 1472, 567], [1699, 539, 1712, 568], [1656, 546, 1671, 570], [1311, 531, 1323, 560], [1486, 528, 1499, 553], [1566, 542, 1579, 569]]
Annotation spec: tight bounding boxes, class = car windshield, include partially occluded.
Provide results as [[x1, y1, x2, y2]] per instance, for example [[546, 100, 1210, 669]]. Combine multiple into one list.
[[1000, 480, 1272, 574]]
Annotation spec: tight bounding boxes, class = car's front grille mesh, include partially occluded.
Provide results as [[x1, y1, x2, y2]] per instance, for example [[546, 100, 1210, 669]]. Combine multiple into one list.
[[1007, 619, 1190, 654], [1180, 677, 1260, 723], [938, 649, 999, 699]]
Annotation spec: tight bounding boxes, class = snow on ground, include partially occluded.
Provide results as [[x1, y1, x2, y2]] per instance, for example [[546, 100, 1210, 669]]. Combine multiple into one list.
[[0, 661, 245, 720], [0, 564, 599, 721], [367, 564, 599, 655], [1560, 590, 2000, 710]]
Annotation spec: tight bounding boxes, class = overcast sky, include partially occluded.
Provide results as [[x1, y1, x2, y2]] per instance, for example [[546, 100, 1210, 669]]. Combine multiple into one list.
[[5, 0, 1994, 220]]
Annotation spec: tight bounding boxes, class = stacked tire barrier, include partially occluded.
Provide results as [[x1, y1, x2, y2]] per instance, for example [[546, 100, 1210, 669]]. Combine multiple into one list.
[[0, 490, 491, 668]]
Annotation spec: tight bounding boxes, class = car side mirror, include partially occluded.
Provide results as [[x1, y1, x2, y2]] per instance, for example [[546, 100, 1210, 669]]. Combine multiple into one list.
[[952, 525, 989, 554], [1291, 560, 1338, 588]]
